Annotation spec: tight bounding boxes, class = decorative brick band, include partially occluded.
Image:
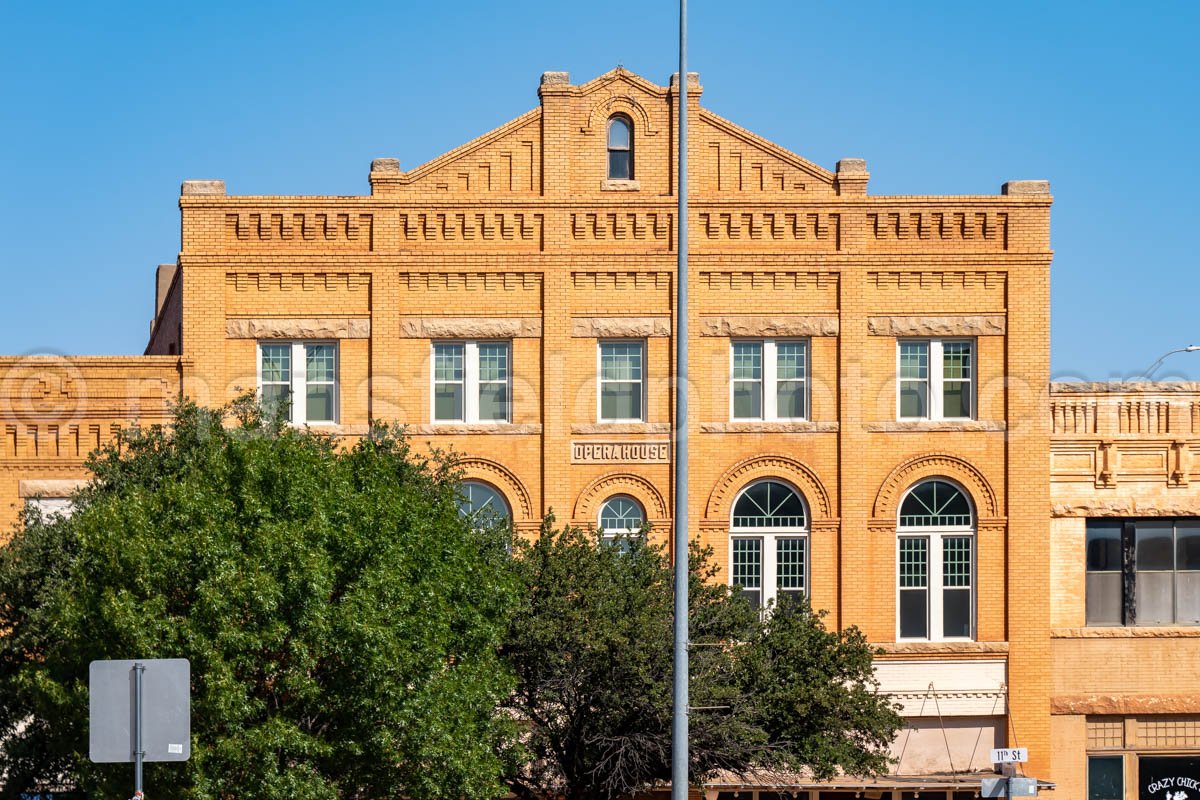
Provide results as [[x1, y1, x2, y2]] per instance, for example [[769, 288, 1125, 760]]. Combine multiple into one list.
[[226, 318, 370, 339], [867, 315, 1006, 337], [398, 317, 542, 339], [571, 317, 670, 338], [18, 479, 89, 498], [699, 315, 839, 338]]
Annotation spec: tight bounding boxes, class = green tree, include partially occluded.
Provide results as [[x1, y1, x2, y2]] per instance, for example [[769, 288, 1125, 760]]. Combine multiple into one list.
[[0, 400, 518, 800], [502, 524, 902, 800]]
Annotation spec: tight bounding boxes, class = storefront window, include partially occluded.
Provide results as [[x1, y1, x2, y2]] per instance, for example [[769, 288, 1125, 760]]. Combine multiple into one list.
[[1089, 754, 1123, 799]]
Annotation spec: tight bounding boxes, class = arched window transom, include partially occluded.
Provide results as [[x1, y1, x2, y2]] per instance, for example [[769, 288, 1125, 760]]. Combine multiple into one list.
[[897, 479, 975, 642], [598, 495, 644, 550], [730, 480, 808, 611], [607, 116, 633, 180], [457, 481, 511, 528]]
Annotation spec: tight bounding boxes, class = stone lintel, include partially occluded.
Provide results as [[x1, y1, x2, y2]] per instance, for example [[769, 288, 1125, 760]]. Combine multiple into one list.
[[868, 314, 1006, 337], [19, 479, 88, 498], [876, 641, 1010, 656], [571, 317, 670, 338], [181, 179, 225, 196], [407, 423, 542, 436], [1051, 694, 1200, 715], [699, 315, 839, 338], [1002, 179, 1051, 196], [865, 420, 1007, 433], [399, 317, 542, 339], [700, 421, 840, 434], [1053, 499, 1200, 517], [225, 318, 371, 339]]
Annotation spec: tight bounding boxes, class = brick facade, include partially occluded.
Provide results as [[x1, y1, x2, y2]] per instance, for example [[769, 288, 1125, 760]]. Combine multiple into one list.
[[2, 67, 1139, 798]]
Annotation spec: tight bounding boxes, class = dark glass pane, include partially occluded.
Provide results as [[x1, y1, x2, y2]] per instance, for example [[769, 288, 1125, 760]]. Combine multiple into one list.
[[1087, 755, 1122, 800], [435, 383, 464, 421], [733, 381, 762, 419], [776, 380, 806, 418], [943, 380, 971, 417], [899, 382, 927, 418], [601, 382, 640, 420], [1177, 572, 1200, 624], [1137, 520, 1175, 570], [608, 151, 631, 180], [1086, 520, 1123, 571], [1086, 572, 1123, 625], [899, 589, 928, 639], [478, 383, 508, 421], [261, 384, 291, 418], [305, 384, 335, 423], [1178, 522, 1200, 569], [741, 588, 761, 610], [943, 587, 971, 638]]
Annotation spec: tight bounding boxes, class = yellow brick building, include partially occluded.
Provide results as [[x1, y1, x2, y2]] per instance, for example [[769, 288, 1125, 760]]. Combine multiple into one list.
[[7, 67, 1187, 799]]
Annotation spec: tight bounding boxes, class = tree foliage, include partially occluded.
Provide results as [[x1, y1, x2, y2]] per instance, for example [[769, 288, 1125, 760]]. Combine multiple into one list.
[[0, 400, 517, 800], [502, 524, 903, 800]]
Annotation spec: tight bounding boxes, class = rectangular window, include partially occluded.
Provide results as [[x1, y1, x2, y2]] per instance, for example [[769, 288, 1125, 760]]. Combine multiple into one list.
[[258, 342, 338, 425], [775, 537, 806, 606], [898, 537, 929, 639], [432, 341, 511, 424], [730, 339, 808, 421], [897, 339, 973, 420], [599, 341, 644, 422], [942, 536, 973, 638], [1086, 518, 1200, 626], [731, 537, 762, 610]]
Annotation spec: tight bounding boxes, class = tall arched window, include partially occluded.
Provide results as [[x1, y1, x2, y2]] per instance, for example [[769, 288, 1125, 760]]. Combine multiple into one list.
[[897, 479, 975, 640], [730, 480, 808, 610], [598, 495, 644, 549], [607, 115, 633, 180], [457, 481, 511, 529]]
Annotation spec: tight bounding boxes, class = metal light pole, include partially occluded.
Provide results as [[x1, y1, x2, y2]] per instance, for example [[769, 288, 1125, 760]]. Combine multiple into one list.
[[671, 2, 690, 800], [1141, 345, 1200, 380]]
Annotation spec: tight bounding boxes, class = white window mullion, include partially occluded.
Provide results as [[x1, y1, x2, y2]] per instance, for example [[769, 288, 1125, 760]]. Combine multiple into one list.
[[763, 340, 778, 420], [763, 533, 778, 608], [929, 534, 945, 640], [292, 341, 306, 425], [930, 340, 944, 420], [464, 342, 480, 422]]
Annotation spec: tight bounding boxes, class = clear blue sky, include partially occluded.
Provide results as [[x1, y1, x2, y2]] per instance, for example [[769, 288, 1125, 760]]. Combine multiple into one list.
[[2, 1, 1197, 380]]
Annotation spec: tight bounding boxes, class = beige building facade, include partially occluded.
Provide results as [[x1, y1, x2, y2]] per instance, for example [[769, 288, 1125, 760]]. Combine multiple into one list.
[[1, 67, 1189, 799]]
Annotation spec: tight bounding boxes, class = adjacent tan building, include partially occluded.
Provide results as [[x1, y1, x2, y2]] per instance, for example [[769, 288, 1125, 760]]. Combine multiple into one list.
[[1, 67, 1189, 799]]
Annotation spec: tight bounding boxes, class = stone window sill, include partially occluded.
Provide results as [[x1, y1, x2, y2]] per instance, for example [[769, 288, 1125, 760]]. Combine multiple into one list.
[[701, 421, 839, 434], [875, 641, 1010, 655], [571, 422, 670, 434], [865, 420, 1007, 432], [409, 423, 542, 435], [1051, 626, 1200, 638], [601, 179, 641, 191]]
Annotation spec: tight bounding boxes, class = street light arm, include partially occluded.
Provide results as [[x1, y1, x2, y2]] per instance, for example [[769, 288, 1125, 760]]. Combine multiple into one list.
[[1141, 345, 1200, 380]]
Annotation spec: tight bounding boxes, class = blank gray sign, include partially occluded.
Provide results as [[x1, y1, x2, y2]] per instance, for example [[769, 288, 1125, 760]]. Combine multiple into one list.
[[89, 659, 190, 763]]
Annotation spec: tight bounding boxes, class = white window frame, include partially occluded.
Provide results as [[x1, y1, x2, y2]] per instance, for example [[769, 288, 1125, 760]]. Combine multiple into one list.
[[729, 480, 810, 611], [729, 339, 809, 422], [597, 340, 646, 423], [896, 338, 974, 421], [896, 480, 976, 642], [598, 494, 645, 548], [430, 341, 512, 424], [256, 341, 338, 426]]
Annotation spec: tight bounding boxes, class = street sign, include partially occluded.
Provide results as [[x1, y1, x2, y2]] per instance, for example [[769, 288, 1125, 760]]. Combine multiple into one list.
[[991, 747, 1029, 764], [981, 776, 1039, 797], [89, 659, 190, 763]]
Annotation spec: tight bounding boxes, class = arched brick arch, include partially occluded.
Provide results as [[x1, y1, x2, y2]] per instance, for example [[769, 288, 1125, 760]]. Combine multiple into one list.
[[872, 453, 999, 521], [705, 454, 832, 522], [583, 95, 659, 138], [454, 457, 533, 522], [574, 472, 668, 523]]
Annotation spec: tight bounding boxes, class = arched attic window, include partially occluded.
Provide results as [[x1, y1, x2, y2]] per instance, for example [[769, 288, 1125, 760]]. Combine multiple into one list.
[[598, 495, 645, 550], [607, 115, 633, 180], [457, 481, 512, 530]]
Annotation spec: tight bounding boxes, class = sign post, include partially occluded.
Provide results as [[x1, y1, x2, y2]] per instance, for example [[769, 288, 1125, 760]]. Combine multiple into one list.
[[89, 659, 191, 799]]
